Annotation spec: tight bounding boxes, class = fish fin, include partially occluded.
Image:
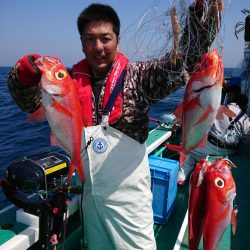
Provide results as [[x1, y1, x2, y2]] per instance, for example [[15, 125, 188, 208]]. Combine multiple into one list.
[[223, 158, 237, 168], [27, 106, 46, 122], [174, 102, 183, 124], [50, 133, 70, 153], [231, 205, 238, 235], [179, 153, 187, 166], [59, 85, 71, 97], [74, 160, 85, 183], [67, 163, 76, 183], [188, 135, 207, 153], [216, 105, 236, 120], [51, 98, 73, 117], [186, 96, 200, 111], [50, 133, 57, 146], [67, 160, 85, 183], [165, 144, 182, 152], [194, 105, 213, 125], [60, 79, 77, 96], [196, 160, 209, 186], [165, 144, 186, 166], [199, 135, 208, 149]]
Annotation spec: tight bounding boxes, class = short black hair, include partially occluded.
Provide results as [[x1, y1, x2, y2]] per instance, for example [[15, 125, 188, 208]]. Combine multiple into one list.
[[77, 3, 120, 37], [231, 93, 248, 112], [225, 85, 241, 94]]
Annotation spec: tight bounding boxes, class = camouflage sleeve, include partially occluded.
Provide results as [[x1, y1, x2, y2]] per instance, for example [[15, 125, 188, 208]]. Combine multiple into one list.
[[133, 0, 218, 103], [180, 0, 218, 74], [130, 56, 187, 104], [7, 66, 41, 113]]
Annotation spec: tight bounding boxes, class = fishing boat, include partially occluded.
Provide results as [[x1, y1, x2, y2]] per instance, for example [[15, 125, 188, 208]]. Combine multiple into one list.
[[1, 9, 250, 250], [0, 112, 249, 250]]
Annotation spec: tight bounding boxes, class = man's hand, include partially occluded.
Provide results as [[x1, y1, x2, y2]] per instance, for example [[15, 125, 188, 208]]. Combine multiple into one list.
[[15, 54, 41, 86]]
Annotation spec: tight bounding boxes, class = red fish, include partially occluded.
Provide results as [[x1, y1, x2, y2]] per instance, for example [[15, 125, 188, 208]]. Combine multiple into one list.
[[202, 158, 237, 250], [165, 49, 235, 165], [188, 158, 210, 250], [28, 56, 85, 183]]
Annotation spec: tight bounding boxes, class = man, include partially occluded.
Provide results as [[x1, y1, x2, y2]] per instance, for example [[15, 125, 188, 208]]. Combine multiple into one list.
[[8, 1, 221, 249], [223, 84, 241, 104], [178, 93, 250, 186]]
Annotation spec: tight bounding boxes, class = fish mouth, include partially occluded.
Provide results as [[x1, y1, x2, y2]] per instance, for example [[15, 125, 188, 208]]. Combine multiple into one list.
[[193, 83, 215, 93], [41, 78, 61, 95], [35, 56, 61, 72], [223, 186, 236, 202]]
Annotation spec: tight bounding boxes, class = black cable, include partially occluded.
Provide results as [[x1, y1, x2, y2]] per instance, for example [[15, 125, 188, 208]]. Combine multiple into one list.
[[80, 181, 86, 250]]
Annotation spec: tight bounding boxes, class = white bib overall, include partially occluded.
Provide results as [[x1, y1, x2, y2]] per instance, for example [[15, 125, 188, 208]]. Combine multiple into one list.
[[80, 121, 156, 250]]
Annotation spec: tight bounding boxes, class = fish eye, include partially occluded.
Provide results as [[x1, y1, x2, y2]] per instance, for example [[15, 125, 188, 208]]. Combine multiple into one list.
[[55, 70, 67, 80], [214, 177, 224, 188]]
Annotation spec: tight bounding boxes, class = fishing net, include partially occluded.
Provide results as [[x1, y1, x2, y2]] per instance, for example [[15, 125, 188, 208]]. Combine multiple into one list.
[[121, 0, 227, 70], [120, 0, 230, 159]]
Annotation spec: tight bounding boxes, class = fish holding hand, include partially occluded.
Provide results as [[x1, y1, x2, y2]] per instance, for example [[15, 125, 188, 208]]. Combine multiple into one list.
[[27, 56, 85, 183]]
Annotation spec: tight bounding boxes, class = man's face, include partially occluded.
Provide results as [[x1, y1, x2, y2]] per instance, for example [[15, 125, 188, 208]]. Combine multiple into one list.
[[81, 20, 120, 78]]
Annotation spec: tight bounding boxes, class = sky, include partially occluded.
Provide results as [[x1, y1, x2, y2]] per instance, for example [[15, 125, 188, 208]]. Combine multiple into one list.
[[0, 0, 249, 68]]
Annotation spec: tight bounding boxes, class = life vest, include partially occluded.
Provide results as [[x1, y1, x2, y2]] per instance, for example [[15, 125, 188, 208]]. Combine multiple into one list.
[[72, 53, 128, 127]]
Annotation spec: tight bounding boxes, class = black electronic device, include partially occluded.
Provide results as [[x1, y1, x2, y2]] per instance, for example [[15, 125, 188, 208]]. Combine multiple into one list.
[[6, 151, 70, 191]]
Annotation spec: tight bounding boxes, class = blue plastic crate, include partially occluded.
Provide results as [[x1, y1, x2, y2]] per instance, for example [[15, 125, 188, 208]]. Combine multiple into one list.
[[149, 155, 179, 224]]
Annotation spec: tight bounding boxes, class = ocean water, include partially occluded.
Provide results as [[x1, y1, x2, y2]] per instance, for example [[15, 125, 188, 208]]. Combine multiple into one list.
[[0, 67, 52, 209], [0, 67, 234, 210]]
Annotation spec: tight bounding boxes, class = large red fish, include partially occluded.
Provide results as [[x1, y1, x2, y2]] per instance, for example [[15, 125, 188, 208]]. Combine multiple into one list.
[[28, 56, 85, 183], [188, 158, 210, 250], [202, 158, 237, 250], [166, 49, 235, 165]]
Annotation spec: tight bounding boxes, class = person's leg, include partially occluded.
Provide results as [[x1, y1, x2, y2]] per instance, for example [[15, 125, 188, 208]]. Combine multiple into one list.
[[178, 148, 206, 185]]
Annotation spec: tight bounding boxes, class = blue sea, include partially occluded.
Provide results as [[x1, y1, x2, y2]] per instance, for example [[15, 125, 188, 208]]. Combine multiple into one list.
[[0, 66, 237, 210]]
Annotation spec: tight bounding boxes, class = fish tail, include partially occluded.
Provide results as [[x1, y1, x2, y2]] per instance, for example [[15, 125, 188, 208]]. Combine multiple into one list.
[[76, 159, 85, 183], [66, 159, 85, 184], [27, 106, 46, 122], [165, 144, 182, 153], [173, 102, 183, 125], [67, 163, 75, 183], [69, 156, 85, 183], [179, 153, 187, 166], [165, 144, 186, 166]]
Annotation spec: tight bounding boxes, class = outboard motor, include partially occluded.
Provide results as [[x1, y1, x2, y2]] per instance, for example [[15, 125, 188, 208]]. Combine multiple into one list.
[[6, 151, 70, 191], [0, 151, 74, 249]]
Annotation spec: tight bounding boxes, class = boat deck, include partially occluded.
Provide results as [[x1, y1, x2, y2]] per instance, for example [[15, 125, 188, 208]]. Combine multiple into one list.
[[154, 140, 250, 250], [0, 127, 249, 249]]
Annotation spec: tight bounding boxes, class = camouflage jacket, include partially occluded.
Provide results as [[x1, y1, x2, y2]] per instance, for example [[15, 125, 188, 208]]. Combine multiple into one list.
[[8, 3, 217, 144]]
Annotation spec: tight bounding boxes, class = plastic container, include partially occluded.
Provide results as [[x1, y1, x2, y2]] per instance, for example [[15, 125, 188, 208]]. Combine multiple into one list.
[[149, 155, 179, 224]]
